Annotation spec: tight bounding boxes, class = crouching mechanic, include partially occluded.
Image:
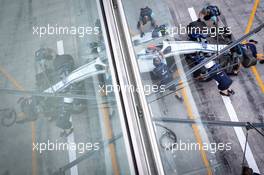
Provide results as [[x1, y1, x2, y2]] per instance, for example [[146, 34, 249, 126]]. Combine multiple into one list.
[[152, 54, 182, 101], [137, 6, 157, 37], [193, 53, 235, 96]]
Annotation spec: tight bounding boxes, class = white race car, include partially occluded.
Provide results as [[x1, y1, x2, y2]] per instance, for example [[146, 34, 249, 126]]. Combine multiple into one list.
[[137, 40, 227, 73]]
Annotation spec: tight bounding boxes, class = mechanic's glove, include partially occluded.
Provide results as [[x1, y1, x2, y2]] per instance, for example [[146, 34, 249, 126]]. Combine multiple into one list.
[[140, 32, 145, 38]]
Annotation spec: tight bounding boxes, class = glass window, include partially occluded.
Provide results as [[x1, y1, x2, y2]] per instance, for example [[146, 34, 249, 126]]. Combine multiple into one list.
[[0, 0, 132, 175], [121, 0, 264, 174]]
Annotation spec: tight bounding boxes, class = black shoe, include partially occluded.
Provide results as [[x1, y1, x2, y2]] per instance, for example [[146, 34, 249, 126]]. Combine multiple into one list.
[[137, 21, 140, 29], [220, 91, 230, 97], [259, 60, 264, 64], [140, 32, 145, 38], [228, 89, 235, 95], [175, 94, 183, 102]]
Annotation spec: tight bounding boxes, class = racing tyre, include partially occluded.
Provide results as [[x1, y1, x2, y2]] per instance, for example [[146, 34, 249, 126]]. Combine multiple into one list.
[[1, 108, 17, 127], [53, 55, 75, 73], [71, 100, 87, 114]]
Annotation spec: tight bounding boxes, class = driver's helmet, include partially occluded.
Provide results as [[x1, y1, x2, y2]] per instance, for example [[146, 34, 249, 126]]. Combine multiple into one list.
[[146, 44, 158, 53]]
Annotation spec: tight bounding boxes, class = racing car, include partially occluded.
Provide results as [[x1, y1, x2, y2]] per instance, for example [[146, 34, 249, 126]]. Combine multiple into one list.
[[135, 20, 263, 83], [16, 48, 107, 124]]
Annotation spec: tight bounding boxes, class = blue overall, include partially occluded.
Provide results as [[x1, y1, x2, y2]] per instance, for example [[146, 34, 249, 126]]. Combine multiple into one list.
[[194, 56, 232, 91], [208, 64, 233, 91], [153, 62, 175, 91]]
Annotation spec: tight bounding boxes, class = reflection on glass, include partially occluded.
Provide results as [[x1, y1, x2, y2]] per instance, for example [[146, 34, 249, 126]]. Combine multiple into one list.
[[122, 0, 264, 174], [0, 0, 131, 175]]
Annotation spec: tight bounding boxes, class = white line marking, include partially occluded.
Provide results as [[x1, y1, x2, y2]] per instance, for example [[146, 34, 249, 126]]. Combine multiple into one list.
[[66, 118, 78, 175], [56, 40, 79, 175], [188, 7, 198, 21], [57, 40, 65, 55], [222, 97, 260, 173], [187, 7, 260, 173]]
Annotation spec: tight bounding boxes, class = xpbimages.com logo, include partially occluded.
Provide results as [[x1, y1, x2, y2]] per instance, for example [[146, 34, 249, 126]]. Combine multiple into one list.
[[32, 140, 100, 154], [32, 24, 100, 37], [98, 84, 166, 95], [164, 140, 232, 154], [165, 24, 232, 38]]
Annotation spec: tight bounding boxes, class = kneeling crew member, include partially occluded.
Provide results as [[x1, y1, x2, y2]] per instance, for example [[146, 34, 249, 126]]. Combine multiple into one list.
[[193, 54, 235, 96], [137, 6, 157, 37]]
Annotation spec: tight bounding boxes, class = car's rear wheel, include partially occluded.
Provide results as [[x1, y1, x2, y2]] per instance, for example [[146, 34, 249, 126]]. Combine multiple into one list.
[[1, 108, 17, 127], [53, 55, 75, 73]]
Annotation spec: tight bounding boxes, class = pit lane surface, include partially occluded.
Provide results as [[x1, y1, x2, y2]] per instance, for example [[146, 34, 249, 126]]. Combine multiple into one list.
[[122, 0, 264, 174]]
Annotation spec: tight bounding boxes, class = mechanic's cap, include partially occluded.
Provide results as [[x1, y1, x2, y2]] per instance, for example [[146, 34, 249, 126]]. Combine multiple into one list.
[[153, 57, 161, 66], [249, 39, 258, 44]]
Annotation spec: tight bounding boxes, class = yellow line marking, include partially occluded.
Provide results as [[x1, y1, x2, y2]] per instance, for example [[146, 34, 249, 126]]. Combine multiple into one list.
[[245, 0, 260, 34], [180, 85, 212, 175], [243, 0, 264, 93], [251, 67, 264, 91], [100, 91, 120, 175], [0, 65, 37, 175], [0, 66, 24, 90], [174, 68, 212, 175]]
